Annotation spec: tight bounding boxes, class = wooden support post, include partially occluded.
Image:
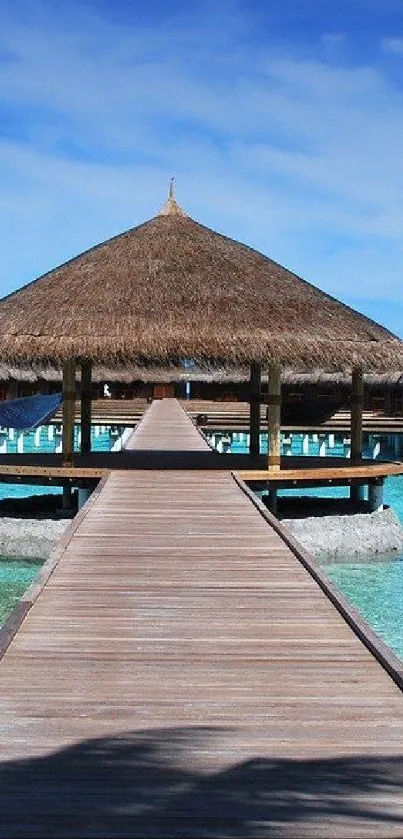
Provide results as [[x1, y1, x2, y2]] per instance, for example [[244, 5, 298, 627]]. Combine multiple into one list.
[[368, 480, 384, 512], [350, 366, 364, 502], [62, 359, 76, 467], [265, 487, 278, 515], [267, 363, 282, 471], [78, 485, 92, 509], [80, 360, 92, 457], [62, 482, 74, 511], [249, 362, 261, 456], [351, 366, 364, 462], [350, 483, 366, 505]]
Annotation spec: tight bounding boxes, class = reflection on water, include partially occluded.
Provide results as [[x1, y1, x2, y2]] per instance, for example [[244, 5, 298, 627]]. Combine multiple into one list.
[[0, 557, 43, 625]]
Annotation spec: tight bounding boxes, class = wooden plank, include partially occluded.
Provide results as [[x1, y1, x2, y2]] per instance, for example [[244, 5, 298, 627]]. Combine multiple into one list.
[[80, 360, 92, 456], [237, 461, 403, 482], [249, 362, 261, 455], [351, 367, 364, 462], [62, 359, 76, 466], [0, 399, 403, 836], [267, 363, 281, 470]]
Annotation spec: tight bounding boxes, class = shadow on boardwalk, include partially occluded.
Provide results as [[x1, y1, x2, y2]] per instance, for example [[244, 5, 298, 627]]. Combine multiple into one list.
[[1, 727, 403, 838]]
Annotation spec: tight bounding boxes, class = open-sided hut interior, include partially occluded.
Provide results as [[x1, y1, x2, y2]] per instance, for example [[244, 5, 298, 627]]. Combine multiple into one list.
[[0, 184, 403, 476]]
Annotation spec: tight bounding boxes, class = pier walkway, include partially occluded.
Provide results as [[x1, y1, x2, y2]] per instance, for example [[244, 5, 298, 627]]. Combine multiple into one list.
[[1, 400, 403, 836], [50, 396, 403, 435]]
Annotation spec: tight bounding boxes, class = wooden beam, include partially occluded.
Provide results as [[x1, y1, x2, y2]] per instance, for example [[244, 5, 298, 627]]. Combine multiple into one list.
[[236, 461, 403, 482], [350, 366, 364, 502], [368, 480, 384, 511], [80, 360, 92, 456], [267, 363, 282, 471], [351, 366, 364, 463], [62, 359, 76, 467], [249, 362, 261, 456]]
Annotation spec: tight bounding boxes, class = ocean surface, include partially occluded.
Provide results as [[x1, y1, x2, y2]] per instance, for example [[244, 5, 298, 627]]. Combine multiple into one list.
[[322, 553, 403, 660], [0, 556, 42, 625]]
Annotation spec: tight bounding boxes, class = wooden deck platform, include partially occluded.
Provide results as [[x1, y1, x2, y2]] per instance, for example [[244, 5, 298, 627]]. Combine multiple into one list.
[[49, 396, 403, 434], [182, 399, 403, 434], [0, 450, 400, 488], [1, 399, 403, 836], [237, 460, 403, 486], [51, 397, 147, 426]]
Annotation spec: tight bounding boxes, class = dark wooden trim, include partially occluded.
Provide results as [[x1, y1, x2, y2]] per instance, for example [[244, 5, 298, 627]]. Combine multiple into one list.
[[80, 360, 92, 456], [249, 362, 261, 456], [232, 471, 403, 693], [62, 360, 76, 466], [267, 363, 282, 472], [351, 366, 364, 463]]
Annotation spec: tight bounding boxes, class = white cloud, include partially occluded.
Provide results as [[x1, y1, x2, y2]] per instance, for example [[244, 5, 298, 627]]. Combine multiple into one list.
[[381, 37, 403, 53], [320, 32, 347, 46], [0, 1, 403, 332]]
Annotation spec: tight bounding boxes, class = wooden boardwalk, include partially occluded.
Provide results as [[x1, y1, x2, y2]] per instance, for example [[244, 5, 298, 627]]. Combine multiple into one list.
[[183, 398, 403, 434], [1, 399, 403, 836], [49, 395, 403, 434]]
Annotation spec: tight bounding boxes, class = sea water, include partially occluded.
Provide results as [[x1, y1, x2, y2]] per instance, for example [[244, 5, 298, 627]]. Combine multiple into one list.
[[0, 556, 43, 625], [322, 554, 403, 659]]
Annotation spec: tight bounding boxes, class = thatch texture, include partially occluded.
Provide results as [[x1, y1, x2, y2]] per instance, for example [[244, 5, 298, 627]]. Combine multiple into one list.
[[0, 201, 402, 371], [0, 361, 402, 387]]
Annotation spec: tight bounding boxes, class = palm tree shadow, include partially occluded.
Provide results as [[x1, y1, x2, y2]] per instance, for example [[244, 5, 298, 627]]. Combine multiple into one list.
[[1, 726, 403, 837]]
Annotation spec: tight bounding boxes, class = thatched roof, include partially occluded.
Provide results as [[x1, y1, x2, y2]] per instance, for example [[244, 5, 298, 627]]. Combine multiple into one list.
[[1, 362, 403, 388], [0, 190, 402, 372]]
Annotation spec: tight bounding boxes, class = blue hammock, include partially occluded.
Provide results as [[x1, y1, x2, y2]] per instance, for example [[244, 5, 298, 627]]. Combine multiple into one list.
[[0, 393, 63, 430]]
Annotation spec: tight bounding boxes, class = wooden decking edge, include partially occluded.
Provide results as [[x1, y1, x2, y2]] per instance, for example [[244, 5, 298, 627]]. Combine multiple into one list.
[[180, 401, 216, 449], [120, 399, 154, 447], [232, 470, 403, 693]]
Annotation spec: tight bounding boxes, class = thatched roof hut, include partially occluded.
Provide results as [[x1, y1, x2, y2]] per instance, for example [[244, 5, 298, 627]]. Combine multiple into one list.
[[0, 188, 402, 372]]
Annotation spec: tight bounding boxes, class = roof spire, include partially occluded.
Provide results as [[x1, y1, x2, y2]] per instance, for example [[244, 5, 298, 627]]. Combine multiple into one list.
[[159, 178, 188, 217]]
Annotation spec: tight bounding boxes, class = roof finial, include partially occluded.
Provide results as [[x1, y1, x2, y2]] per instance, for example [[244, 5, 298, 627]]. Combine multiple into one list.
[[159, 178, 188, 217]]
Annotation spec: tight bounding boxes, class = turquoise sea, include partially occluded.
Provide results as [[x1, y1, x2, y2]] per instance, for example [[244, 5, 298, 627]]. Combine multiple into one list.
[[0, 557, 43, 625], [318, 472, 403, 659]]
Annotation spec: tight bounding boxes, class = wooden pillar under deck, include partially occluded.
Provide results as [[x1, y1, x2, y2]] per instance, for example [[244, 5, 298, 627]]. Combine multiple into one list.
[[267, 363, 282, 472], [249, 362, 261, 456], [80, 360, 92, 457], [62, 359, 76, 468], [350, 366, 364, 502]]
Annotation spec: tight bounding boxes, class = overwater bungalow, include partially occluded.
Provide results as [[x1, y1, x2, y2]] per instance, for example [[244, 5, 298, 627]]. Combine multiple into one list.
[[0, 184, 402, 490], [4, 188, 403, 838]]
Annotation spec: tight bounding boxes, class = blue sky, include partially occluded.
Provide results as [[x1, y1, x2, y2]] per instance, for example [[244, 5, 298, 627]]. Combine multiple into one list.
[[1, 0, 403, 336]]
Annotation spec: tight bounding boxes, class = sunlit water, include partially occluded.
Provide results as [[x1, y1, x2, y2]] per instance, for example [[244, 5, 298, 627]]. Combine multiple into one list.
[[323, 555, 403, 660], [210, 429, 403, 660], [0, 557, 43, 625]]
